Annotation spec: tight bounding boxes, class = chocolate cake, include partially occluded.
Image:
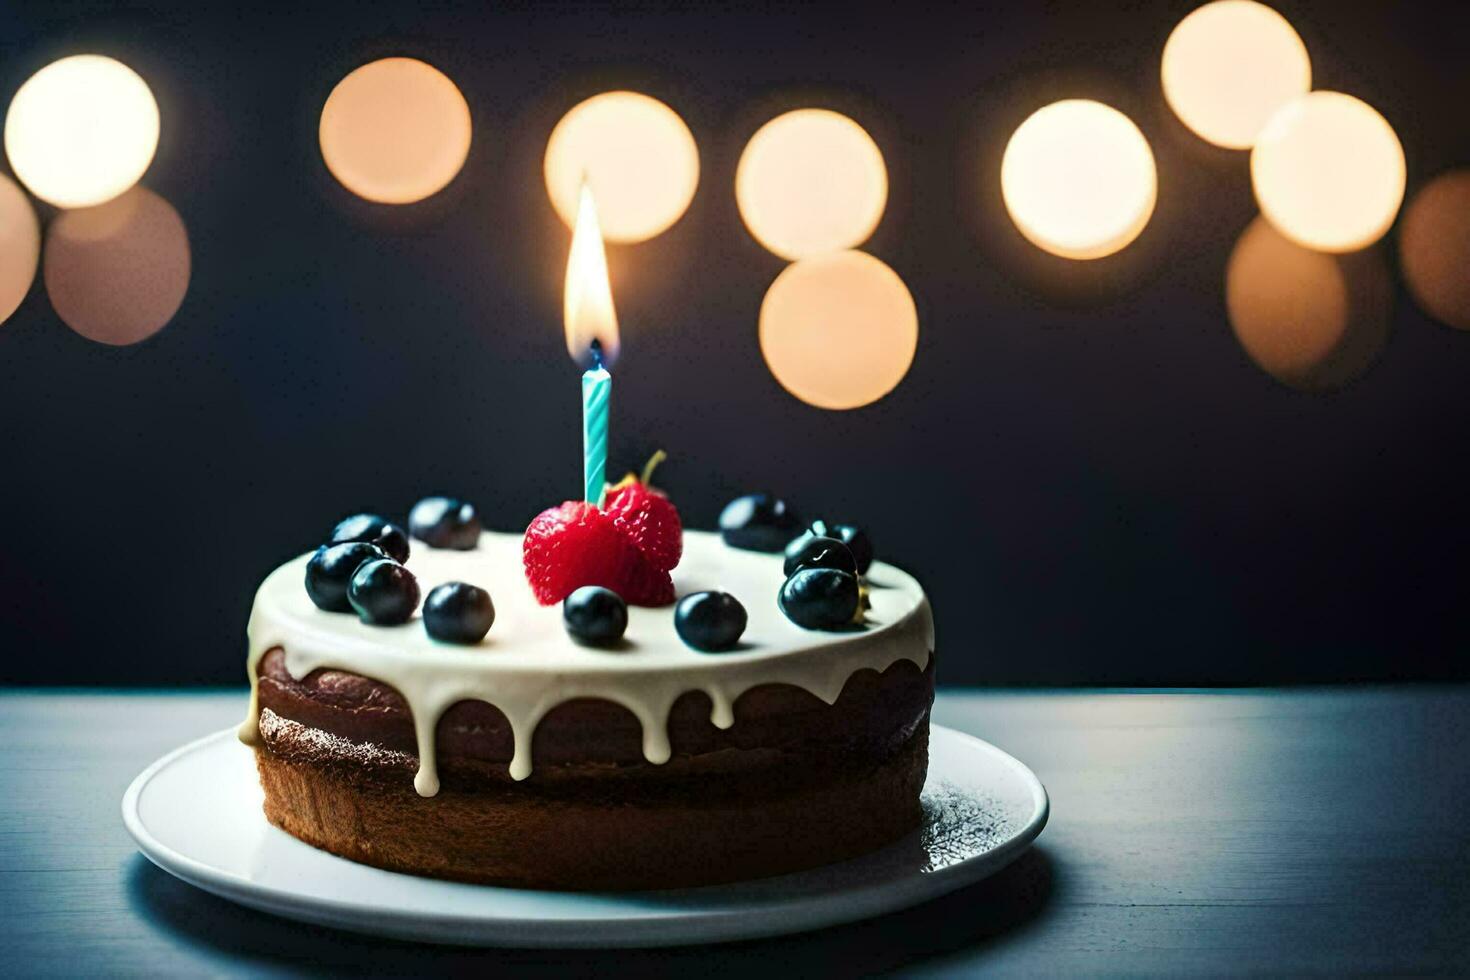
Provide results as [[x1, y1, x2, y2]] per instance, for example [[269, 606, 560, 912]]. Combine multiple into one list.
[[240, 528, 935, 890]]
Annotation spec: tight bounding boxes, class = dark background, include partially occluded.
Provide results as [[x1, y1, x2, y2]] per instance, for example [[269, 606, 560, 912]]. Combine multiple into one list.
[[0, 1, 1466, 686]]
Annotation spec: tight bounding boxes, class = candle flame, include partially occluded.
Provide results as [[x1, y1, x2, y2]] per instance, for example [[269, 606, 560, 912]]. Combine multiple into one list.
[[564, 182, 620, 367]]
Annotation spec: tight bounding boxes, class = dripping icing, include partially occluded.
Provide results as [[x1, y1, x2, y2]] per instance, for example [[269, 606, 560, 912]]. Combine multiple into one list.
[[240, 530, 932, 797]]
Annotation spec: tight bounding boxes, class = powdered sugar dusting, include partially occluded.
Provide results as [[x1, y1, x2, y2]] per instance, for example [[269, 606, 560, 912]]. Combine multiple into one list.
[[259, 707, 417, 772]]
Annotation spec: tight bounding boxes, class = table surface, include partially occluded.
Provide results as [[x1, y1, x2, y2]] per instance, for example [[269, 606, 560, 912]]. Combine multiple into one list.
[[3, 688, 1467, 977]]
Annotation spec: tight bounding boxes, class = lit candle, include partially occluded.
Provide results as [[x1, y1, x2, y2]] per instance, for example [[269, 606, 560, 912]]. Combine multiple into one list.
[[564, 182, 619, 508], [581, 345, 610, 505]]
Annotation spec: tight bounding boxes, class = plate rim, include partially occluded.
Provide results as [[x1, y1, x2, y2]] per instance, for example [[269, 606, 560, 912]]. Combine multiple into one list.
[[122, 723, 1049, 948]]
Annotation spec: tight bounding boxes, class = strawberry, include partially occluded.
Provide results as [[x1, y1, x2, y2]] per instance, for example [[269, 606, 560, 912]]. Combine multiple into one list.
[[604, 450, 683, 572], [612, 546, 677, 606], [523, 501, 674, 607]]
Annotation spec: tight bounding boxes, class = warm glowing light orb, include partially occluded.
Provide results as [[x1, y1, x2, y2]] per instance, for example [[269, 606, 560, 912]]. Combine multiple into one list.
[[0, 174, 40, 325], [1226, 216, 1388, 390], [759, 250, 918, 410], [544, 91, 699, 244], [319, 58, 471, 205], [736, 109, 888, 260], [1251, 91, 1405, 253], [1227, 217, 1347, 381], [4, 55, 160, 209], [44, 186, 190, 345], [1398, 170, 1470, 331], [1162, 0, 1310, 149], [1000, 100, 1157, 260]]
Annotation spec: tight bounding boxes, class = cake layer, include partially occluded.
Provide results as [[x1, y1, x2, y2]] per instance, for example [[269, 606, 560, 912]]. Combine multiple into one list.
[[255, 713, 929, 890], [257, 648, 934, 787], [240, 530, 935, 795]]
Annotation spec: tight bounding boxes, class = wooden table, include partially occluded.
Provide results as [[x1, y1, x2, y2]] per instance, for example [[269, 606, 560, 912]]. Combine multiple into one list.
[[3, 689, 1467, 976]]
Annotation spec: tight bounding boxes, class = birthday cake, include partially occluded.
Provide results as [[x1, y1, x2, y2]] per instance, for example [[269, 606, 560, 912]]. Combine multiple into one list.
[[238, 478, 935, 890]]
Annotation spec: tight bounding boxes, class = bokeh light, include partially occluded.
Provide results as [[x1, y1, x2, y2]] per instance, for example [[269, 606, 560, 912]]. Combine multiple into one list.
[[736, 109, 888, 260], [1398, 169, 1470, 331], [544, 91, 699, 243], [44, 186, 190, 345], [759, 250, 917, 410], [0, 174, 40, 325], [1226, 215, 1389, 390], [4, 55, 160, 209], [1250, 91, 1405, 253], [319, 58, 471, 205], [1000, 100, 1157, 260], [1162, 0, 1310, 149]]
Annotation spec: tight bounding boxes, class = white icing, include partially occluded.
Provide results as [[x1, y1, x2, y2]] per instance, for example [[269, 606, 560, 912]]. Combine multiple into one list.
[[240, 529, 934, 796]]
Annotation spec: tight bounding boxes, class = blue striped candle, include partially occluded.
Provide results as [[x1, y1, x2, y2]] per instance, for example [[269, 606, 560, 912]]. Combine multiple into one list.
[[582, 342, 610, 506]]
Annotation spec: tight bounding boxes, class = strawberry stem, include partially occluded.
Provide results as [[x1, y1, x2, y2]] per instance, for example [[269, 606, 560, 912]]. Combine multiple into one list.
[[640, 449, 668, 486]]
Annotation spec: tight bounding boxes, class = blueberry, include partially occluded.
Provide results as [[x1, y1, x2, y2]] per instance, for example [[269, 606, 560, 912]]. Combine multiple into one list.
[[409, 497, 481, 550], [779, 567, 861, 630], [787, 520, 873, 575], [305, 542, 389, 612], [719, 493, 803, 553], [563, 586, 628, 646], [675, 591, 747, 652], [831, 525, 874, 574], [330, 514, 410, 564], [423, 582, 495, 644], [347, 558, 420, 626], [782, 535, 857, 578]]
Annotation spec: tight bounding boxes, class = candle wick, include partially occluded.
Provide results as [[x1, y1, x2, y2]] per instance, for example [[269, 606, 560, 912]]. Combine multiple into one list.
[[589, 339, 604, 370]]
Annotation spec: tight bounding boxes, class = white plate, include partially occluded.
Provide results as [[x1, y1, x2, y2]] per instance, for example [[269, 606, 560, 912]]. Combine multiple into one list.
[[122, 724, 1048, 948]]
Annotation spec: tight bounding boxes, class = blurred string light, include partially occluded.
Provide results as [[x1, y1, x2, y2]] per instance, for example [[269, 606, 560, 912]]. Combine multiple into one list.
[[1251, 91, 1405, 253], [319, 57, 471, 205], [544, 91, 699, 243], [759, 250, 917, 410], [1398, 169, 1470, 331], [1001, 99, 1156, 260], [44, 186, 190, 345], [0, 174, 40, 325], [1162, 0, 1310, 149], [1226, 215, 1389, 390], [4, 55, 159, 208], [736, 109, 888, 260]]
